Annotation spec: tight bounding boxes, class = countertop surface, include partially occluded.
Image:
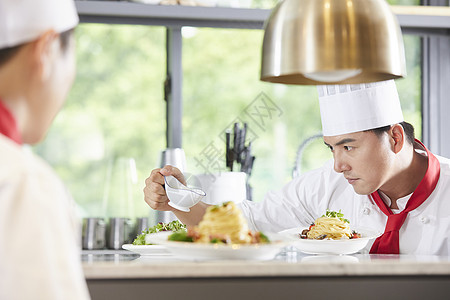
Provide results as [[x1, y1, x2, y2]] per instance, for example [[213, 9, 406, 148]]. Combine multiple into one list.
[[82, 249, 450, 280]]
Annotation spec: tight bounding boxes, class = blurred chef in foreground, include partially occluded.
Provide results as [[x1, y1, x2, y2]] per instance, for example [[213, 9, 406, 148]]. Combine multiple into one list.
[[144, 80, 450, 255], [0, 0, 90, 299]]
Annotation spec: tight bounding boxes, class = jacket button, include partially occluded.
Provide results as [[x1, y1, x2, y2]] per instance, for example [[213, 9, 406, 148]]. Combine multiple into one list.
[[420, 216, 430, 224], [363, 208, 371, 215]]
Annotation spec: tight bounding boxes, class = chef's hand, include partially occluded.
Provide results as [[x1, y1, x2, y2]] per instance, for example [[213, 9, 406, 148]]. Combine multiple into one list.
[[143, 165, 186, 211]]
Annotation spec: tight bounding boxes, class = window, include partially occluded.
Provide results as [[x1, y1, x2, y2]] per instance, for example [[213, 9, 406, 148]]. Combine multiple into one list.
[[34, 2, 426, 220], [34, 24, 166, 219], [182, 28, 422, 203]]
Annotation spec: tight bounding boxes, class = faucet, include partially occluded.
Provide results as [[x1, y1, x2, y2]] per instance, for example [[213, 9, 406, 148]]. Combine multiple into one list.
[[292, 132, 323, 178]]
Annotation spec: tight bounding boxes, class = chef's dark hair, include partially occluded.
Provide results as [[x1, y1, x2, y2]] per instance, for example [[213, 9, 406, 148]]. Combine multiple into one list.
[[0, 28, 74, 67], [369, 121, 415, 145]]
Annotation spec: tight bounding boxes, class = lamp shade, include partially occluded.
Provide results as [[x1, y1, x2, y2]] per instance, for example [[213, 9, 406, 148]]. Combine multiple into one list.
[[260, 0, 406, 85]]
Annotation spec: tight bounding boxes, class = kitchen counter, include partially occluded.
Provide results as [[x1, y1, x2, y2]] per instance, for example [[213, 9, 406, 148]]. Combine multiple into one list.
[[82, 250, 450, 299]]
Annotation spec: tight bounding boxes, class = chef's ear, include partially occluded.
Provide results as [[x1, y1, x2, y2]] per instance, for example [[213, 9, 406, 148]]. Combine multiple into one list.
[[390, 124, 405, 154], [30, 30, 58, 81]]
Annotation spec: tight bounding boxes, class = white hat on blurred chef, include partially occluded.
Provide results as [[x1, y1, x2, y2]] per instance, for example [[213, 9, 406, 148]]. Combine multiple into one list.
[[0, 0, 79, 49], [317, 80, 404, 137]]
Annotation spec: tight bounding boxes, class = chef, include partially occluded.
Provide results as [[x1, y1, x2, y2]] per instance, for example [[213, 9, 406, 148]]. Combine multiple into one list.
[[0, 0, 90, 299], [144, 80, 450, 255]]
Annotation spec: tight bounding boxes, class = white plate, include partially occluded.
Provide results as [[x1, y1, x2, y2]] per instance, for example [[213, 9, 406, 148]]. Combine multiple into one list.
[[122, 244, 171, 256], [280, 227, 380, 255], [146, 231, 287, 261]]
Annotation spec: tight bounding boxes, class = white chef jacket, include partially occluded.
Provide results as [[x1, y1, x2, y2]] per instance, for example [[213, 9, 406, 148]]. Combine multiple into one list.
[[240, 146, 450, 255], [0, 135, 90, 300]]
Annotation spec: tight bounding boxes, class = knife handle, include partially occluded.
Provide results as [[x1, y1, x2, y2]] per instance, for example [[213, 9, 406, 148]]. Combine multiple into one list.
[[225, 130, 231, 170]]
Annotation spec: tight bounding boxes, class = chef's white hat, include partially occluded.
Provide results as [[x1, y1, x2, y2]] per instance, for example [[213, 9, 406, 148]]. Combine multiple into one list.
[[0, 0, 79, 49], [317, 80, 404, 136]]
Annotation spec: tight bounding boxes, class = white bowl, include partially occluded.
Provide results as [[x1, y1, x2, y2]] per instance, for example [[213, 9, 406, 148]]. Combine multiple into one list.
[[280, 227, 380, 255], [165, 176, 206, 212]]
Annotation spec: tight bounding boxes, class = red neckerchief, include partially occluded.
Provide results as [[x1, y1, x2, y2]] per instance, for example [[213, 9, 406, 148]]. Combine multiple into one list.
[[369, 139, 440, 254], [0, 99, 22, 144]]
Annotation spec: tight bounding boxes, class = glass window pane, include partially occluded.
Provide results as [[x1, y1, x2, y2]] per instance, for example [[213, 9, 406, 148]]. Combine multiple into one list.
[[34, 24, 166, 219], [397, 35, 422, 138], [182, 28, 421, 203]]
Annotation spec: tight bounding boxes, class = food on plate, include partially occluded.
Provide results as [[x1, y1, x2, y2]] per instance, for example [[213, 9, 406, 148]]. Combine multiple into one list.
[[168, 201, 270, 244], [132, 220, 186, 245], [300, 210, 361, 240]]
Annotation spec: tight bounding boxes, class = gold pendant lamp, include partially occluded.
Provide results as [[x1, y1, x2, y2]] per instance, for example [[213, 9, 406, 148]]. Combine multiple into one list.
[[261, 0, 407, 85]]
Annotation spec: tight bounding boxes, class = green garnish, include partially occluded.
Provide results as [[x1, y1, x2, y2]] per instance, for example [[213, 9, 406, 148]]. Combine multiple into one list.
[[210, 205, 220, 212], [259, 232, 270, 244], [210, 201, 231, 212], [168, 230, 194, 242], [322, 209, 350, 223], [132, 220, 186, 245], [210, 238, 225, 244]]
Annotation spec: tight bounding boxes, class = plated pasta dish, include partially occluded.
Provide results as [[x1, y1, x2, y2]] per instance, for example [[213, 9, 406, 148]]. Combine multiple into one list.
[[168, 201, 270, 244], [300, 210, 361, 240]]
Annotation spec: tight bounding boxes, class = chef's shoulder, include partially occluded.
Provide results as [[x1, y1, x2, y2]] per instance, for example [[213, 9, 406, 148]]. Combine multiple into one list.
[[275, 158, 349, 222], [435, 154, 450, 175], [0, 136, 29, 183], [433, 154, 450, 194], [0, 135, 64, 190]]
